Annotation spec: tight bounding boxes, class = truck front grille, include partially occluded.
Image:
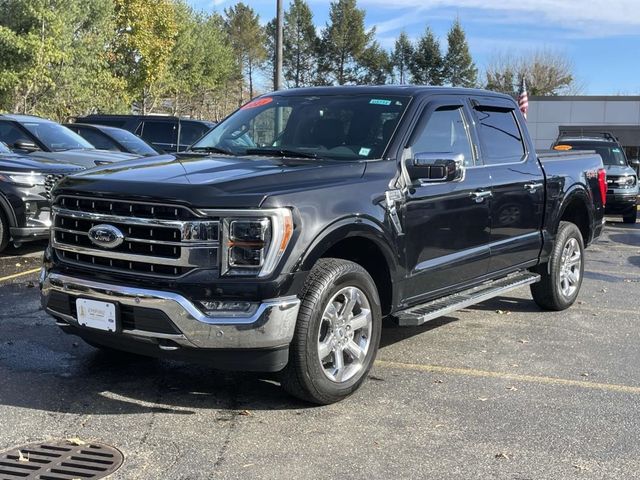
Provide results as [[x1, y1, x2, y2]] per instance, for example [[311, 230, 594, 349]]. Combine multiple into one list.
[[44, 174, 66, 200], [52, 195, 219, 278]]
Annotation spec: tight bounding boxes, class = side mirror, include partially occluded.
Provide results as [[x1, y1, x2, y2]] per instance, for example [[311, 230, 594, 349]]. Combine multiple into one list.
[[629, 158, 640, 175], [14, 139, 40, 152], [407, 152, 465, 183]]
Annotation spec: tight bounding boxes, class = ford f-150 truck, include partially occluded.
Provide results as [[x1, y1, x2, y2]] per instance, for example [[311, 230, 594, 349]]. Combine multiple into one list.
[[40, 87, 606, 404]]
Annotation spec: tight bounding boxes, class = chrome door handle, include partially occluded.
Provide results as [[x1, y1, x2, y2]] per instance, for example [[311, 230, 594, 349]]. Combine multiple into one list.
[[524, 182, 544, 192], [470, 190, 492, 203]]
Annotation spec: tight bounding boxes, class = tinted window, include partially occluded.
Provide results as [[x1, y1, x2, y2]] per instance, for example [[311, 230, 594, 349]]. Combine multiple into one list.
[[559, 142, 628, 166], [412, 106, 474, 167], [0, 122, 33, 148], [22, 121, 93, 151], [142, 121, 177, 145], [475, 108, 525, 165], [107, 129, 158, 156], [76, 128, 119, 151], [0, 141, 10, 153], [179, 122, 210, 147]]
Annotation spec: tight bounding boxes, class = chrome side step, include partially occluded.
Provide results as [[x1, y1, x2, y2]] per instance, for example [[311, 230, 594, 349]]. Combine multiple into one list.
[[395, 271, 541, 327]]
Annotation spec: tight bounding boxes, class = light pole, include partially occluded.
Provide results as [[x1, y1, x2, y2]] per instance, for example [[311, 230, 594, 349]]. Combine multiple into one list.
[[275, 0, 283, 90]]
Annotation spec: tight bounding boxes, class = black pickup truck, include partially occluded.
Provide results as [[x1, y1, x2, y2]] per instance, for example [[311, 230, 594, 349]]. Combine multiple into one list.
[[41, 87, 606, 404]]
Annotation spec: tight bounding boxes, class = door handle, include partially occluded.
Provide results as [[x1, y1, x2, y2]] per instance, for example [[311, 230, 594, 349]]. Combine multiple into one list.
[[470, 190, 492, 203], [524, 182, 544, 192]]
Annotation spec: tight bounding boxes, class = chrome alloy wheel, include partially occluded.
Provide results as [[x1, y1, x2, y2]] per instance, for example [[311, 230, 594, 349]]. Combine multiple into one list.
[[317, 286, 373, 383], [559, 237, 582, 298]]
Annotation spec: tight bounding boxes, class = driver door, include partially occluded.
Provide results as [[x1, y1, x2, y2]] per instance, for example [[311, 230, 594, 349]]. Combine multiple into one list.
[[400, 97, 492, 304]]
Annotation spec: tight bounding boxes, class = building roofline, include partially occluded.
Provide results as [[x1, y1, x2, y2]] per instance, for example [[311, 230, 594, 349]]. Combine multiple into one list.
[[530, 95, 640, 102]]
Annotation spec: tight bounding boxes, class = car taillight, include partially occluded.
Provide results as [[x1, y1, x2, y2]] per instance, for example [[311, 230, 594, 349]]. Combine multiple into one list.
[[598, 168, 607, 206]]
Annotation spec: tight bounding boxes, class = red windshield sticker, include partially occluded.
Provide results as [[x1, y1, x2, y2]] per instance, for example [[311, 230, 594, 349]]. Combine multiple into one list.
[[241, 97, 273, 110]]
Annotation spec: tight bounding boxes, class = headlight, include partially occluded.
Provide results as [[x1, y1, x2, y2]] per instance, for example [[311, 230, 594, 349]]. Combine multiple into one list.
[[0, 171, 46, 186], [199, 208, 293, 277]]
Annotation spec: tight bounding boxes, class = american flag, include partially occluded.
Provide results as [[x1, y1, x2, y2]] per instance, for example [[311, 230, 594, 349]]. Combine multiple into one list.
[[518, 77, 529, 119]]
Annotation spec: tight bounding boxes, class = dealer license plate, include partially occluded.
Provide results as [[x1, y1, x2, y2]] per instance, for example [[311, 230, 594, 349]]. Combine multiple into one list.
[[76, 299, 117, 332]]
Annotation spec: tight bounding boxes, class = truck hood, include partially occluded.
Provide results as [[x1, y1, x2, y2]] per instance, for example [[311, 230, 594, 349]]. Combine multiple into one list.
[[605, 164, 637, 176], [0, 152, 81, 174], [55, 153, 367, 208], [28, 149, 139, 168]]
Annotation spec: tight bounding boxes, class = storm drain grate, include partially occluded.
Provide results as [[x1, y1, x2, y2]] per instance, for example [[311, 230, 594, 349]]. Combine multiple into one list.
[[0, 440, 124, 479]]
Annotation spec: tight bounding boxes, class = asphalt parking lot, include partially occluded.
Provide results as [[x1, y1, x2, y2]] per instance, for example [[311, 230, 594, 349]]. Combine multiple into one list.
[[1, 219, 639, 480]]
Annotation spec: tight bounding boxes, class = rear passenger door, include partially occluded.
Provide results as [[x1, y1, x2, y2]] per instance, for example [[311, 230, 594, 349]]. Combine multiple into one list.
[[141, 120, 178, 152], [471, 98, 545, 273]]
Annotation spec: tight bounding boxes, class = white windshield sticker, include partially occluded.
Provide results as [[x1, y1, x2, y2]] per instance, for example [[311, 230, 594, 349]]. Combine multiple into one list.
[[359, 147, 371, 156]]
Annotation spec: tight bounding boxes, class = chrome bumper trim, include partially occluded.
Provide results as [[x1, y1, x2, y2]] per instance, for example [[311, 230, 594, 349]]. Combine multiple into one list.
[[41, 273, 300, 349]]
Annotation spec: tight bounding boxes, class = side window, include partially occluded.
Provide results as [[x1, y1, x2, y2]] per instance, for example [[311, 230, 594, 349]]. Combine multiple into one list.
[[474, 108, 525, 165], [0, 122, 32, 147], [411, 106, 475, 167], [77, 129, 119, 151], [179, 122, 210, 147], [142, 121, 177, 146]]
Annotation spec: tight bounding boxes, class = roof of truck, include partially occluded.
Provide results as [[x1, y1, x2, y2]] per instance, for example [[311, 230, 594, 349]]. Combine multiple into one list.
[[267, 85, 511, 99]]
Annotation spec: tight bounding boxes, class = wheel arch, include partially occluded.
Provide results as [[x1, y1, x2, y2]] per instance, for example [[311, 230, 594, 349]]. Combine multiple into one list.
[[556, 186, 594, 245]]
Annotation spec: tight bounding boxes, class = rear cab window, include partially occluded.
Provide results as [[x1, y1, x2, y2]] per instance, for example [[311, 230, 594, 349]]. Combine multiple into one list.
[[473, 104, 526, 165]]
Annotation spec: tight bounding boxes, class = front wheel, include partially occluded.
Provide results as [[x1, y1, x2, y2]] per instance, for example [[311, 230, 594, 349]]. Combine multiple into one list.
[[280, 258, 382, 405], [531, 221, 585, 311]]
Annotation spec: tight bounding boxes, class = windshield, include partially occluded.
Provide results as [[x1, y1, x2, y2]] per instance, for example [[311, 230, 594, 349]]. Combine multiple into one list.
[[564, 142, 628, 166], [22, 121, 94, 152], [108, 128, 158, 156], [0, 142, 10, 154], [191, 94, 411, 160]]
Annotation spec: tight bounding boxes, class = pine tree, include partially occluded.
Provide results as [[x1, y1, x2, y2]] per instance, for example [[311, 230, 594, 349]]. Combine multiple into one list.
[[410, 27, 444, 86], [443, 19, 477, 88], [391, 31, 413, 84], [283, 0, 319, 88], [319, 0, 374, 85]]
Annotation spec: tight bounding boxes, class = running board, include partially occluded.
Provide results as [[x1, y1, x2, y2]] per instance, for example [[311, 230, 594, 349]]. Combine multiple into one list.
[[395, 272, 541, 327]]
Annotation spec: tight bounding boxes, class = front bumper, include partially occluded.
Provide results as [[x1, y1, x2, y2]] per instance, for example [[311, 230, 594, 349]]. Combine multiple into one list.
[[11, 226, 50, 242], [605, 192, 638, 214], [41, 272, 301, 359]]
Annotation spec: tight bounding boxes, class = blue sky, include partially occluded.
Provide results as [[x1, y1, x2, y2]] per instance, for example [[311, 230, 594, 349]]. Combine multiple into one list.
[[187, 0, 640, 95]]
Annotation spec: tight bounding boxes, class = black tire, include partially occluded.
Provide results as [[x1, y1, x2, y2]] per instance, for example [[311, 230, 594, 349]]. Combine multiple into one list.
[[531, 221, 585, 311], [623, 207, 638, 224], [280, 258, 382, 405], [0, 209, 9, 254]]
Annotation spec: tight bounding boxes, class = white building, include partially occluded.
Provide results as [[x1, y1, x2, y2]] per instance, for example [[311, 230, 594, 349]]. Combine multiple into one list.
[[528, 96, 640, 160]]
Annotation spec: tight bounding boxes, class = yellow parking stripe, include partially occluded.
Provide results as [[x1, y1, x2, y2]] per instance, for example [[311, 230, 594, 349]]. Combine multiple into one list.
[[0, 268, 41, 283], [375, 360, 640, 395]]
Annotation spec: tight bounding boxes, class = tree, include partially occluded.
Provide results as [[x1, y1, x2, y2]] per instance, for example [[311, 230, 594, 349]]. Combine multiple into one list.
[[224, 3, 267, 102], [443, 19, 477, 88], [0, 0, 126, 120], [485, 50, 576, 96], [111, 0, 178, 114], [283, 0, 319, 88], [410, 27, 444, 86], [358, 41, 392, 84], [391, 31, 413, 84], [319, 0, 375, 85]]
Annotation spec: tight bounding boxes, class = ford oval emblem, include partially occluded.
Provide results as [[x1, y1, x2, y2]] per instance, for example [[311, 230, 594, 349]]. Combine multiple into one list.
[[88, 224, 124, 249]]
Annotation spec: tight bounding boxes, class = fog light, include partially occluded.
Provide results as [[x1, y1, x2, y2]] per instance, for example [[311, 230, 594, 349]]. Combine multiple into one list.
[[199, 300, 258, 317]]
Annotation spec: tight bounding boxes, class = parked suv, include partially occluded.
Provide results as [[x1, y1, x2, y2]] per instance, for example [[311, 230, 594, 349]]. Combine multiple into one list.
[[0, 142, 80, 252], [553, 132, 638, 223], [42, 87, 606, 404], [74, 115, 215, 153], [0, 114, 139, 168]]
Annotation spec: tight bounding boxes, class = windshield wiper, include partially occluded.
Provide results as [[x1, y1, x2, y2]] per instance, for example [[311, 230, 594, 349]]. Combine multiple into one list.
[[245, 148, 319, 159], [189, 146, 236, 156]]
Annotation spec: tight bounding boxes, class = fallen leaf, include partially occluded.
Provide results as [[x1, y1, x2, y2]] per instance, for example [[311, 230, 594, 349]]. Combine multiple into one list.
[[238, 410, 252, 417], [18, 450, 29, 462], [580, 373, 589, 377], [478, 397, 489, 402], [518, 339, 529, 344], [496, 310, 512, 315], [506, 386, 518, 391], [66, 438, 86, 446], [601, 288, 608, 293], [368, 375, 385, 382], [433, 379, 443, 384], [495, 452, 510, 460], [573, 464, 591, 472]]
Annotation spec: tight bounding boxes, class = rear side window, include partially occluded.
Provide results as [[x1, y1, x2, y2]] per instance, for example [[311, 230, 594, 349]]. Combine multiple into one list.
[[474, 108, 525, 165], [142, 121, 177, 145], [76, 128, 119, 151], [180, 122, 210, 147]]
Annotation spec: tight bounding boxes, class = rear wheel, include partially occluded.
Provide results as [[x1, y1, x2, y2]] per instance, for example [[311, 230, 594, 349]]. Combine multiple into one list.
[[280, 258, 382, 405], [623, 207, 637, 224], [531, 221, 584, 311], [0, 210, 9, 254]]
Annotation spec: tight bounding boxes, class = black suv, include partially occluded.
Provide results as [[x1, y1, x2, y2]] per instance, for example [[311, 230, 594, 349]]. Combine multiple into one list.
[[74, 115, 215, 153], [0, 142, 80, 252], [553, 132, 639, 223]]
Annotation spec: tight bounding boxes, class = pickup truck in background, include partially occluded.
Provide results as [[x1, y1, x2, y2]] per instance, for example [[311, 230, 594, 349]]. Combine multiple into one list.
[[40, 86, 606, 404], [553, 132, 638, 223]]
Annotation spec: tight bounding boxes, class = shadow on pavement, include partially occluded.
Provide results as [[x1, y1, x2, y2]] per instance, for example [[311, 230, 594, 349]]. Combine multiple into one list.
[[0, 241, 47, 258]]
